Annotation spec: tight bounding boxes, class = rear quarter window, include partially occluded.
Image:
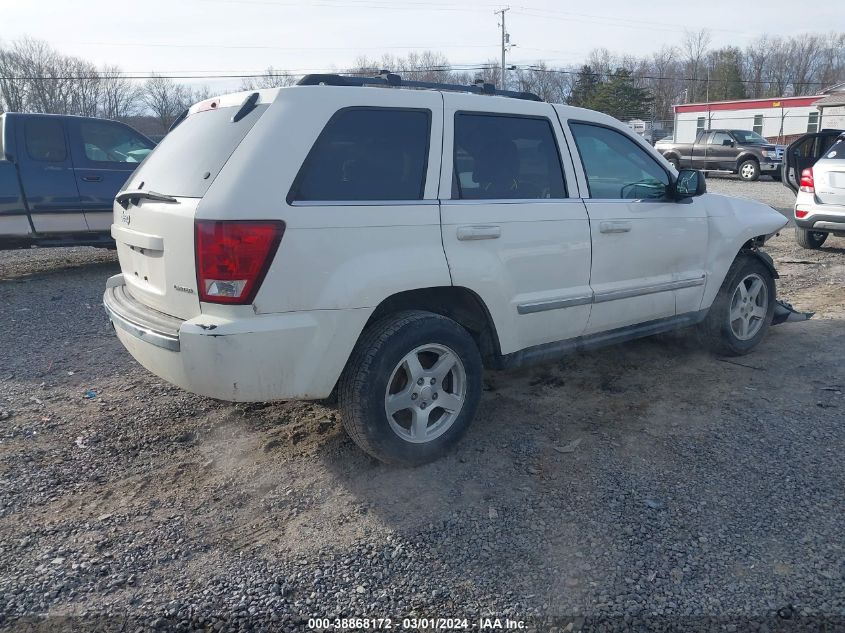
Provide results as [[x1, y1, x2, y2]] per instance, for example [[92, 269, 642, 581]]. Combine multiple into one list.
[[124, 103, 269, 198], [25, 119, 67, 162], [289, 107, 431, 202], [823, 138, 845, 160]]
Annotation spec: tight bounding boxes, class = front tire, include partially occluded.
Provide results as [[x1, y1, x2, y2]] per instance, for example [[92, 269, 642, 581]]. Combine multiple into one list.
[[701, 255, 775, 356], [338, 311, 482, 466], [738, 159, 760, 181], [795, 227, 827, 249], [770, 171, 782, 181]]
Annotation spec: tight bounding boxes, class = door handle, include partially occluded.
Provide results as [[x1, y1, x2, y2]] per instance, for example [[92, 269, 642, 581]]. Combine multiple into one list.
[[599, 221, 631, 234], [81, 175, 103, 182], [456, 225, 501, 241]]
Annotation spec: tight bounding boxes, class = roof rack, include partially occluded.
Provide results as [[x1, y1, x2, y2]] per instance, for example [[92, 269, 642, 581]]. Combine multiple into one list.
[[296, 71, 542, 102]]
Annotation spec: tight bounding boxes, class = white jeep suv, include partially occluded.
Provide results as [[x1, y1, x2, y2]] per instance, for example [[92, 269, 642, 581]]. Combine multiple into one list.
[[104, 74, 789, 465]]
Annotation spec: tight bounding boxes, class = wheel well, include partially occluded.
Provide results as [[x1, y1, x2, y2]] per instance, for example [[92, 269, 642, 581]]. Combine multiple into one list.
[[738, 238, 779, 279], [365, 286, 502, 367], [737, 154, 759, 168]]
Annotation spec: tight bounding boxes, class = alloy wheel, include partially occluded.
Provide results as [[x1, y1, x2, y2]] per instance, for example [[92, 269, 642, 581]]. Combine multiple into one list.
[[729, 273, 768, 340], [384, 344, 467, 443]]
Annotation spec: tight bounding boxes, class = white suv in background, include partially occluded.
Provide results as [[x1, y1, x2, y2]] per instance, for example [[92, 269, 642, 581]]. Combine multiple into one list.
[[104, 74, 791, 465], [792, 133, 845, 249]]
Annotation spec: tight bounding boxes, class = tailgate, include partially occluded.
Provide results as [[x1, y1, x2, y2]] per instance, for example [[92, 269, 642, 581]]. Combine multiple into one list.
[[112, 197, 200, 320], [817, 164, 845, 206], [816, 138, 845, 206], [109, 89, 273, 320]]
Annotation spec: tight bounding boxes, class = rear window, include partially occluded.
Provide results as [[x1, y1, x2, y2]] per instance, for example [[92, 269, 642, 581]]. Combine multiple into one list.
[[25, 119, 67, 162], [124, 103, 268, 198], [823, 137, 845, 160]]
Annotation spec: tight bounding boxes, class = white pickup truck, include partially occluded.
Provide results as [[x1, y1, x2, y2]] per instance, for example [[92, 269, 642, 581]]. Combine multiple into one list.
[[104, 74, 801, 465]]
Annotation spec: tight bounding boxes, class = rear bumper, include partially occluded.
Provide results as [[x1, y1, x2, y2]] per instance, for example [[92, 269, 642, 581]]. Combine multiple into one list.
[[103, 274, 373, 401], [793, 199, 845, 231]]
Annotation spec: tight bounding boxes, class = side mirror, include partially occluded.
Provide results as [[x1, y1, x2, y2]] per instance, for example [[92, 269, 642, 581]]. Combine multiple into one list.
[[675, 169, 706, 199], [722, 139, 734, 147]]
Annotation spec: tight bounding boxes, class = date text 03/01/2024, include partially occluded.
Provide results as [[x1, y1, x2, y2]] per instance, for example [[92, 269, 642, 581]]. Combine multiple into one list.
[[306, 617, 527, 630]]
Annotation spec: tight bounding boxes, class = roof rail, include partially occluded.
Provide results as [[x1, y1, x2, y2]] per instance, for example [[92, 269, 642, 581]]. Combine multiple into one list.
[[296, 71, 542, 102]]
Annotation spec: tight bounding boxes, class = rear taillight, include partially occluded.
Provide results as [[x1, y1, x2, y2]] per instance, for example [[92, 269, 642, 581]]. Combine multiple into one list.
[[195, 220, 284, 304], [795, 208, 810, 219], [799, 168, 814, 193]]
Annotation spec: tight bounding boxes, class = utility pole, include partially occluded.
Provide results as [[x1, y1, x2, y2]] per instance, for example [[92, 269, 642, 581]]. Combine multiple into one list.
[[495, 7, 510, 90]]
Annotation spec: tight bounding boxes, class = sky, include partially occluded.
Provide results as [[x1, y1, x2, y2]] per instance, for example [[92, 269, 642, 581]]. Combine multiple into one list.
[[1, 0, 841, 92]]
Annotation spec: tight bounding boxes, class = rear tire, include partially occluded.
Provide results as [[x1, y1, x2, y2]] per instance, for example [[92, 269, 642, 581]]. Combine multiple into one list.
[[338, 311, 482, 466], [738, 159, 760, 181], [701, 255, 775, 356], [667, 156, 680, 171], [795, 227, 827, 249]]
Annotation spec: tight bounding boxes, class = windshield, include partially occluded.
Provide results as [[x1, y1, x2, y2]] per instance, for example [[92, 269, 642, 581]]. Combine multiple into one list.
[[731, 130, 769, 144], [123, 103, 268, 198]]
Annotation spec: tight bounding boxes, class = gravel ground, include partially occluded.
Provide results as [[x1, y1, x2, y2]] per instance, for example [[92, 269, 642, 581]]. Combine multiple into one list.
[[1, 180, 843, 632]]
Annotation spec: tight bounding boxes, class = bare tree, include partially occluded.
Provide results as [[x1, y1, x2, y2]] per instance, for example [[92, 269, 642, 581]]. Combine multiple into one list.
[[12, 38, 76, 113], [744, 36, 770, 98], [239, 66, 298, 90], [70, 59, 101, 116], [681, 29, 712, 102], [143, 73, 190, 133], [649, 46, 683, 122], [345, 50, 455, 83], [0, 46, 26, 112], [514, 63, 570, 102], [99, 65, 141, 120]]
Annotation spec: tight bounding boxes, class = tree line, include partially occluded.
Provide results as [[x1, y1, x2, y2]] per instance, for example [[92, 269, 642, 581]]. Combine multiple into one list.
[[0, 30, 842, 135]]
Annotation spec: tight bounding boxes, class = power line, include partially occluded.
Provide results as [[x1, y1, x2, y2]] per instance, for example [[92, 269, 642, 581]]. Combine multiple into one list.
[[195, 0, 747, 36], [65, 41, 500, 51], [0, 63, 833, 89], [199, 0, 498, 13], [0, 65, 498, 81], [519, 64, 832, 87], [508, 6, 744, 35]]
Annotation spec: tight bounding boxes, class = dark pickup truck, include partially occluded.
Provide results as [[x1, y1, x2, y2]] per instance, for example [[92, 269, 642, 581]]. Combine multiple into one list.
[[655, 129, 785, 182], [0, 112, 155, 249]]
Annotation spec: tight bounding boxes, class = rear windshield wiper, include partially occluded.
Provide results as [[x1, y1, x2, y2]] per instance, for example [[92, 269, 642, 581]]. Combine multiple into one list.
[[169, 109, 189, 132], [116, 189, 178, 208], [232, 92, 259, 123]]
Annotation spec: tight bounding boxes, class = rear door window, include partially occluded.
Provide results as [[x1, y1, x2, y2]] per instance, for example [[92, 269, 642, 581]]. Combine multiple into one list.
[[452, 113, 566, 199], [25, 118, 67, 162], [125, 103, 268, 198], [709, 132, 732, 146], [289, 107, 431, 202]]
